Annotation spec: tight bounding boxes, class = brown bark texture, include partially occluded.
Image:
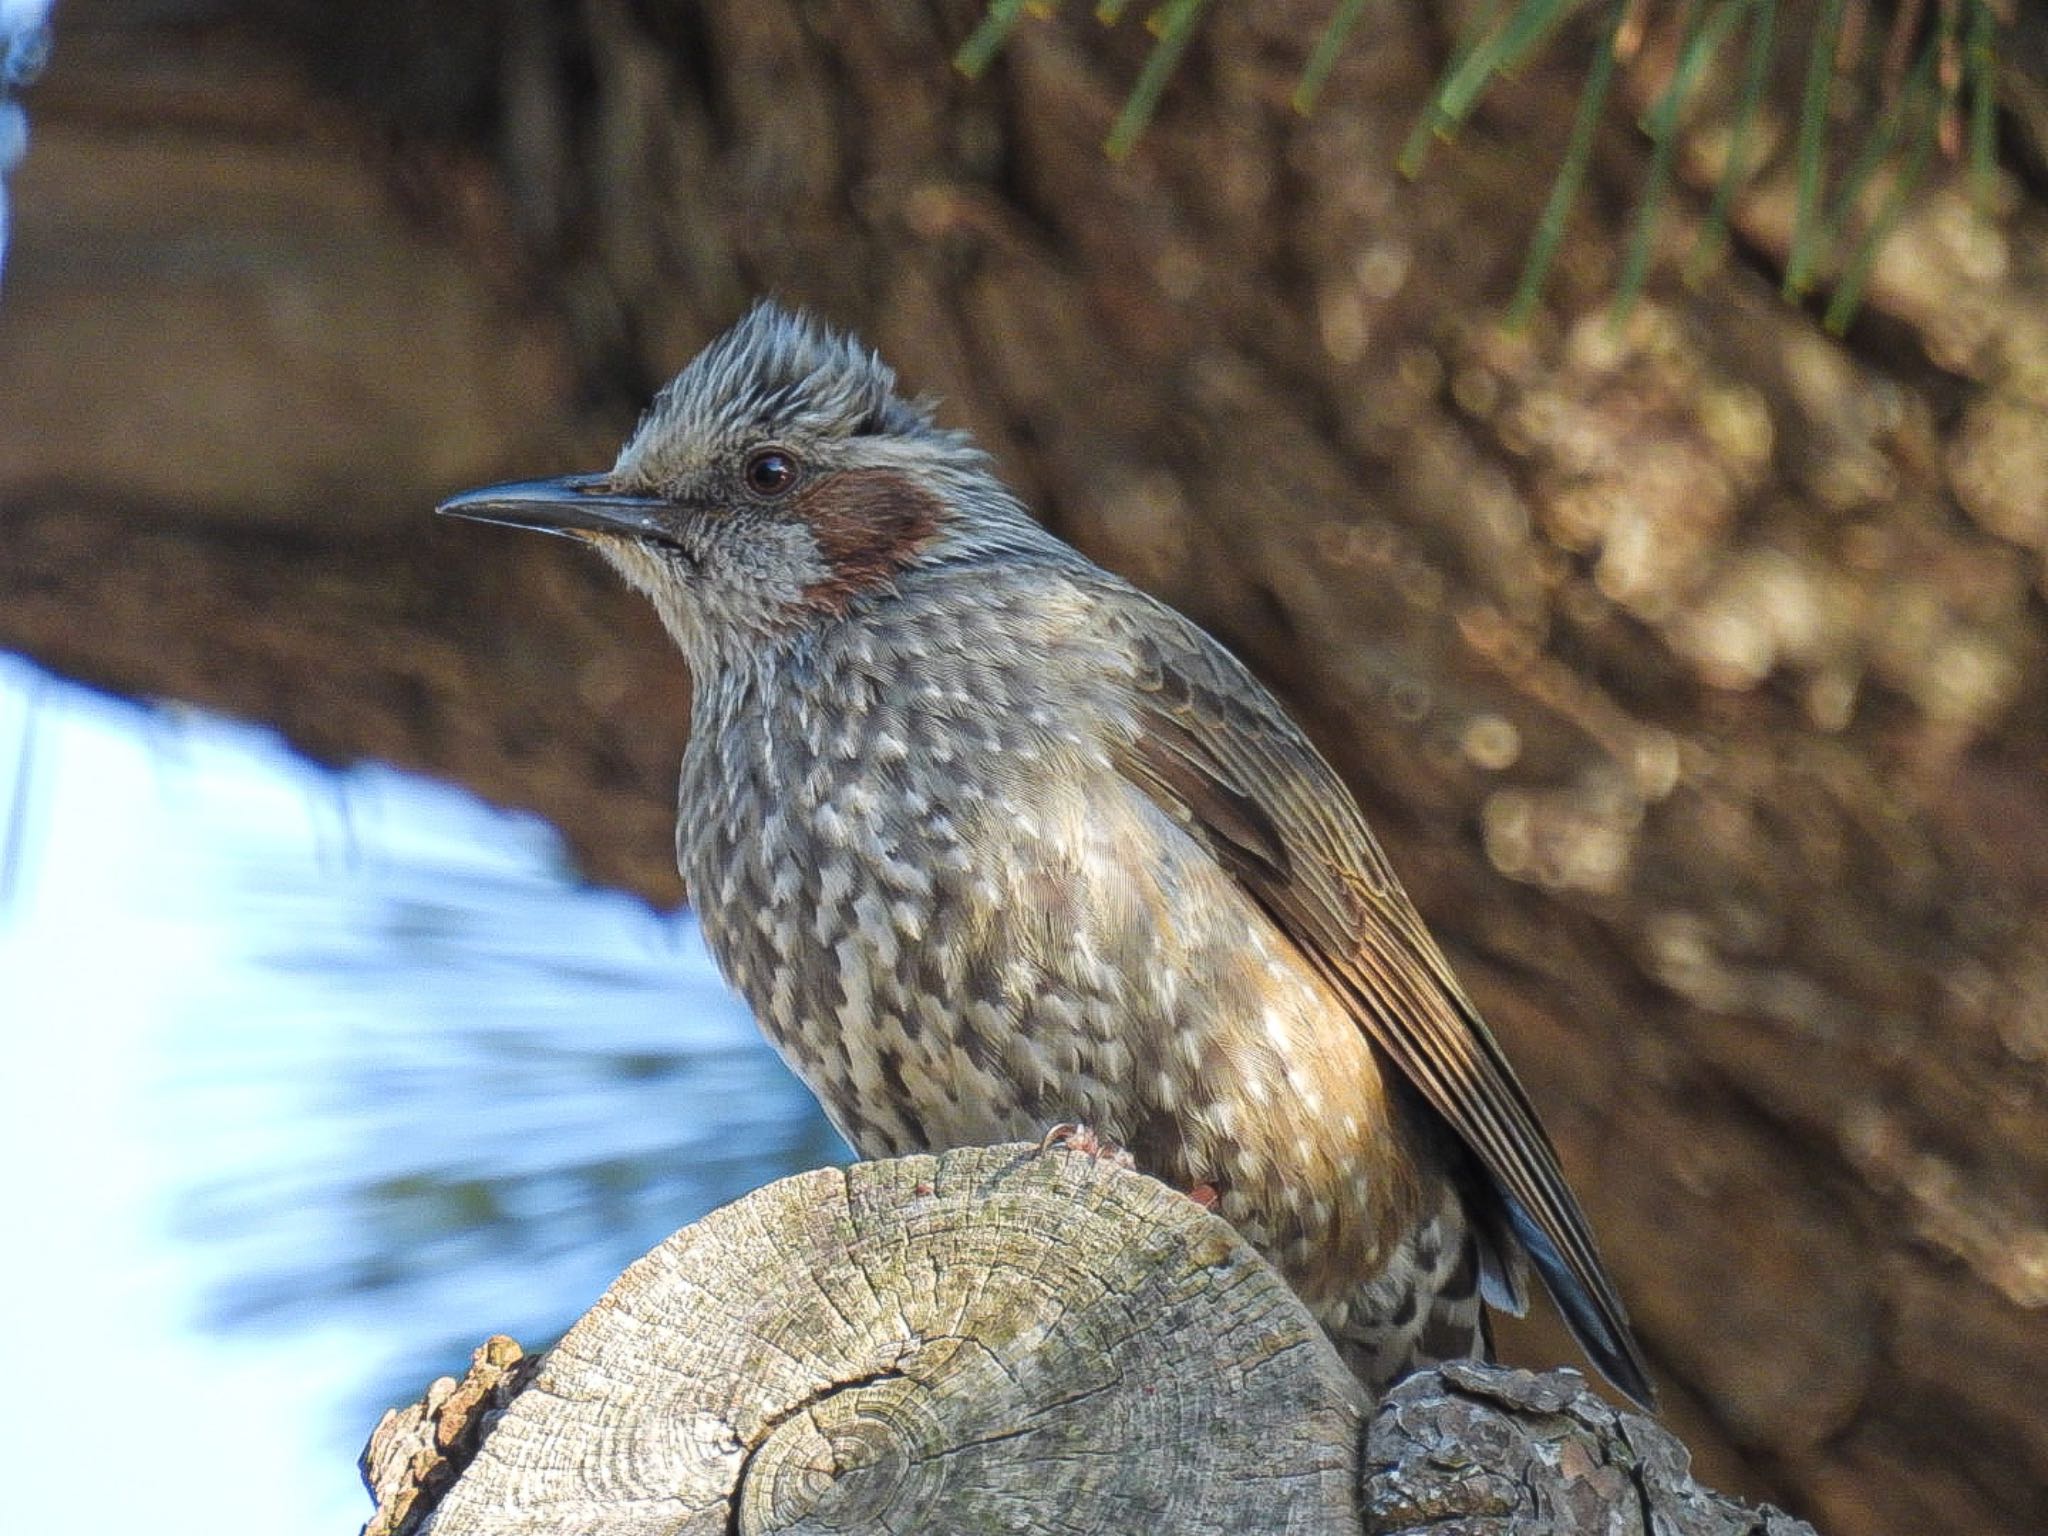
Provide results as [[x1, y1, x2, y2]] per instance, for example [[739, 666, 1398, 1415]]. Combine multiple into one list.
[[359, 1147, 1815, 1536], [3, 5, 2045, 1535]]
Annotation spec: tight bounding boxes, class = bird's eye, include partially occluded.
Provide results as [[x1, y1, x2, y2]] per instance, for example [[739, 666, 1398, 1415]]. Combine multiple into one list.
[[743, 447, 799, 498]]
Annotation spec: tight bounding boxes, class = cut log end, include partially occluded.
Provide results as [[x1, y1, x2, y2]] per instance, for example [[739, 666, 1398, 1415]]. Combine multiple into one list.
[[408, 1145, 1366, 1535], [361, 1147, 1817, 1536]]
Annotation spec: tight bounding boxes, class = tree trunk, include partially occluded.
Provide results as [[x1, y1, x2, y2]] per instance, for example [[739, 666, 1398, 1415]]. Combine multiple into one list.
[[359, 1147, 1814, 1536], [5, 6, 2046, 1535]]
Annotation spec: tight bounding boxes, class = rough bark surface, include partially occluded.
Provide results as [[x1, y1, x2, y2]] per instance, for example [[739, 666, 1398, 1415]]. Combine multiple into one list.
[[363, 1336, 544, 1536], [6, 6, 2047, 1536], [1365, 1364, 1818, 1536]]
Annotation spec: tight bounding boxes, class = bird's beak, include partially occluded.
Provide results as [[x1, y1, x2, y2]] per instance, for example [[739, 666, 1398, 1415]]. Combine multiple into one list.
[[435, 473, 673, 541]]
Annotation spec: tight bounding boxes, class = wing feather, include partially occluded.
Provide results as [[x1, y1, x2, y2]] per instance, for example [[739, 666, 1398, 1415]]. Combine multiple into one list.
[[1106, 599, 1655, 1408]]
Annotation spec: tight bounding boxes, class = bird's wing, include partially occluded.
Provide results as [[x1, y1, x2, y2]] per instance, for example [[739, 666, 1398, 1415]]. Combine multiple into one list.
[[1101, 592, 1656, 1408]]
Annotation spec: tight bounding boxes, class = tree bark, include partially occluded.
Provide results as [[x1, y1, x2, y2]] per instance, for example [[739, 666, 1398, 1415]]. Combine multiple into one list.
[[359, 1147, 1813, 1536], [6, 6, 2047, 1535]]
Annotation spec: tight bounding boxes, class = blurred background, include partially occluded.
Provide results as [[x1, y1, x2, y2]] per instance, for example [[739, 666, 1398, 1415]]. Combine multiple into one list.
[[1, 2, 2045, 1533], [0, 655, 843, 1530]]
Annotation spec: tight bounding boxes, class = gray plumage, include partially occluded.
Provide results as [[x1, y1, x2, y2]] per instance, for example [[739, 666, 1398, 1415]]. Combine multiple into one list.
[[437, 302, 1656, 1408]]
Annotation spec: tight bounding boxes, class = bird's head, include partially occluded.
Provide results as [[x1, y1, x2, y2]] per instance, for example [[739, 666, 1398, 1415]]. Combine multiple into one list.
[[439, 302, 1012, 663]]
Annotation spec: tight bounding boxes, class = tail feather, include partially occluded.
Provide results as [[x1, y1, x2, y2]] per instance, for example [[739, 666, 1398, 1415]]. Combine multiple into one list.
[[1506, 1197, 1658, 1410], [1471, 1191, 1531, 1317]]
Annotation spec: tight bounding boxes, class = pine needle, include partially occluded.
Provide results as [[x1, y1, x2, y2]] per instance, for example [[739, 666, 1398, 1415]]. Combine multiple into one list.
[[1399, 0, 1507, 175], [1784, 0, 1846, 298], [956, 0, 1037, 78], [947, 0, 2010, 327], [1104, 0, 1210, 159], [1616, 0, 1742, 320], [1825, 26, 1943, 332], [1510, 0, 1629, 328], [1434, 0, 1580, 133], [1293, 0, 1372, 114], [1687, 0, 1775, 283], [1966, 0, 1997, 208], [1824, 26, 1924, 244]]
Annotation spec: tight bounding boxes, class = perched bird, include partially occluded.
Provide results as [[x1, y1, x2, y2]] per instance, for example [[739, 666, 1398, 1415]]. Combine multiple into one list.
[[438, 302, 1656, 1407]]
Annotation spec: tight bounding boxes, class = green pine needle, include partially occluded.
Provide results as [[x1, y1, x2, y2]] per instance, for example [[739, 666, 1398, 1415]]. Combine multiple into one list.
[[1433, 0, 1578, 132], [1104, 0, 1210, 159], [1783, 0, 1845, 298], [1687, 0, 1775, 283], [1616, 0, 1742, 321], [955, 0, 1036, 78], [1824, 35, 1925, 247], [1399, 0, 1507, 176], [1509, 0, 1628, 328], [953, 0, 2010, 329], [1293, 0, 1372, 114], [1825, 21, 1944, 333], [1967, 0, 1997, 209]]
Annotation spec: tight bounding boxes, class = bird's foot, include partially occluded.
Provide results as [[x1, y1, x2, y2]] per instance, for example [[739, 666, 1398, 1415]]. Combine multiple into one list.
[[1037, 1122, 1137, 1171], [1185, 1181, 1220, 1211]]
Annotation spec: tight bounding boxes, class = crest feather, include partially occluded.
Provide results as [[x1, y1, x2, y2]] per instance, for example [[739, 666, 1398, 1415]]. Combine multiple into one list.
[[629, 302, 931, 455]]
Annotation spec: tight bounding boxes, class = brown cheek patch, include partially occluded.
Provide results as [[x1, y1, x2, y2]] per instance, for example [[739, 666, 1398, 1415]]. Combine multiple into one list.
[[795, 467, 944, 614]]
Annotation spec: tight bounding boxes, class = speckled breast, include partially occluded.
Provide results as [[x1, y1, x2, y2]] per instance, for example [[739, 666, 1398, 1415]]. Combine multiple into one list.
[[673, 582, 1427, 1312]]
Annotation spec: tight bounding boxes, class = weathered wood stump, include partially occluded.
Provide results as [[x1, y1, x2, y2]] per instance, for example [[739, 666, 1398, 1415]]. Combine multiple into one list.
[[360, 1147, 1816, 1535]]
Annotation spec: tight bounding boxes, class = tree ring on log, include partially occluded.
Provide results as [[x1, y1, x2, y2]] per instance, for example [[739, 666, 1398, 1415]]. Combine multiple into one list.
[[421, 1144, 1367, 1535]]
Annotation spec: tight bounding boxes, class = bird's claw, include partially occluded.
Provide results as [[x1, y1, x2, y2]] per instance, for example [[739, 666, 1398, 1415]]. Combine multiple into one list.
[[1037, 1122, 1137, 1171]]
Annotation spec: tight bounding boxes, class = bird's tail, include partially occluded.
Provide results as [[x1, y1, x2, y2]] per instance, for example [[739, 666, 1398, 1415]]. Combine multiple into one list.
[[1506, 1196, 1658, 1410]]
